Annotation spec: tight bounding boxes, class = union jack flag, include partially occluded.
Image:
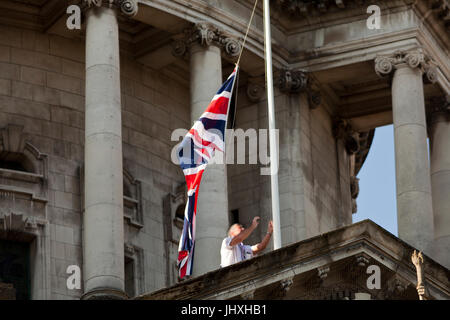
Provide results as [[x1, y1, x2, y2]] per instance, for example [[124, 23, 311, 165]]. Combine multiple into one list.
[[177, 66, 238, 279]]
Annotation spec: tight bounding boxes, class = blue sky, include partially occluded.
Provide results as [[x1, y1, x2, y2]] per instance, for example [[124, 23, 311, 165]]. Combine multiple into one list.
[[352, 125, 398, 236]]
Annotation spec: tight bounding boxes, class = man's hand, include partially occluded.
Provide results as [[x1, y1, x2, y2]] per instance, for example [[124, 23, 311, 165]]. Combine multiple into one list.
[[251, 216, 261, 228], [267, 220, 273, 234], [252, 220, 274, 254]]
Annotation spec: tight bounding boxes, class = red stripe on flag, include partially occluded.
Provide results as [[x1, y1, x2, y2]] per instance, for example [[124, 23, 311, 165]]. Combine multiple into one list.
[[184, 170, 204, 192], [204, 96, 229, 115]]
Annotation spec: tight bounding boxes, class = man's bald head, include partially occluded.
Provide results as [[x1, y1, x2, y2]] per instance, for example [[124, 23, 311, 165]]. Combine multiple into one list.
[[228, 223, 244, 237]]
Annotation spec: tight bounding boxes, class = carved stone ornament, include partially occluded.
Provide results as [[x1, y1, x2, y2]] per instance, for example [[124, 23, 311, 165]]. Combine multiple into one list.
[[84, 0, 138, 17], [308, 89, 322, 109], [386, 274, 410, 298], [173, 23, 242, 58], [247, 81, 265, 102], [275, 69, 322, 109], [317, 266, 330, 280], [171, 40, 187, 58], [277, 69, 308, 93], [280, 277, 294, 293], [374, 50, 438, 83], [355, 254, 370, 267], [125, 243, 136, 257]]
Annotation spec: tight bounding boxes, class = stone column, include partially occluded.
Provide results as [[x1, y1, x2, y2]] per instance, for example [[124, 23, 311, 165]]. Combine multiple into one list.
[[82, 0, 137, 299], [173, 23, 240, 276], [429, 96, 450, 268], [375, 50, 437, 254]]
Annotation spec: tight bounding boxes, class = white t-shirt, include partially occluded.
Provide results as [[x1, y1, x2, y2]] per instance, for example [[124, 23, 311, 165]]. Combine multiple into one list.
[[220, 237, 258, 268]]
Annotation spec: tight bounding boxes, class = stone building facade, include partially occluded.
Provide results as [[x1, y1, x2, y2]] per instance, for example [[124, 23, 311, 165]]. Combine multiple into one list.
[[0, 0, 447, 299]]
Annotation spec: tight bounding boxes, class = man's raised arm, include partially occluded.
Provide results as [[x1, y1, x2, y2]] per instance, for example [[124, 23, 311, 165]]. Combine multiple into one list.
[[252, 221, 273, 254], [229, 217, 260, 246]]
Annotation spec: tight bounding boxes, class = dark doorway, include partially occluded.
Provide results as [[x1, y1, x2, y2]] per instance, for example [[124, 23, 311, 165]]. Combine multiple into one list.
[[124, 256, 135, 298], [0, 239, 31, 300]]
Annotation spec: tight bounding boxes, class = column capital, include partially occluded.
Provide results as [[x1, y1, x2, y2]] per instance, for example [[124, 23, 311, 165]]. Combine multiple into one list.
[[171, 22, 241, 58], [374, 50, 438, 83], [83, 0, 138, 17], [276, 69, 322, 108]]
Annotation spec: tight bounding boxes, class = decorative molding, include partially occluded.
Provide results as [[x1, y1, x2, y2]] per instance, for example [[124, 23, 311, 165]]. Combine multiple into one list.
[[0, 125, 49, 206], [308, 89, 322, 109], [386, 274, 410, 298], [277, 69, 308, 93], [83, 0, 139, 16], [317, 266, 330, 280], [270, 276, 294, 299], [276, 69, 322, 109], [125, 242, 136, 257], [172, 22, 242, 58], [246, 79, 265, 102], [374, 50, 438, 84], [0, 212, 39, 234], [280, 277, 294, 295], [355, 254, 370, 267]]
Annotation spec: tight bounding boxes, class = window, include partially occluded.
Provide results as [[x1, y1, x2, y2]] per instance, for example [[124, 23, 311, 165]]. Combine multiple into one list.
[[230, 209, 240, 225]]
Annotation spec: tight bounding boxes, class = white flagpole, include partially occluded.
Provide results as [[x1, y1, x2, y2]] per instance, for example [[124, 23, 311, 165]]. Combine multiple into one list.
[[263, 0, 282, 250]]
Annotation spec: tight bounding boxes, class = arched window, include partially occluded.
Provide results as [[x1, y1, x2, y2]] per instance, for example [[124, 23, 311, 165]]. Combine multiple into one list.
[[0, 125, 49, 299]]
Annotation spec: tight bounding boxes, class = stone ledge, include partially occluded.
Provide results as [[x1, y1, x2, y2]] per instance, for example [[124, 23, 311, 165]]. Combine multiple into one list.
[[136, 219, 450, 300]]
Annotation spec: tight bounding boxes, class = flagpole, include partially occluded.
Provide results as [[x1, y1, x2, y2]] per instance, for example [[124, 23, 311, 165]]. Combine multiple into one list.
[[263, 0, 282, 250]]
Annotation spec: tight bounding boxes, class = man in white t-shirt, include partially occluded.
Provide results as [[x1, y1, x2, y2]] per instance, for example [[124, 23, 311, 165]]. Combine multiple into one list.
[[220, 216, 273, 268]]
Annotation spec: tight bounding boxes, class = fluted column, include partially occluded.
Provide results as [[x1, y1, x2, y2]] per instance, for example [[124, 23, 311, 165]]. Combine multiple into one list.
[[429, 96, 450, 268], [375, 50, 437, 254], [174, 23, 240, 276], [82, 0, 137, 299]]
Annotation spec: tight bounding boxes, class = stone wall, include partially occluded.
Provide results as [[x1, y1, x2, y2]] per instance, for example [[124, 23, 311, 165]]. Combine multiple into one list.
[[0, 24, 191, 298], [0, 25, 85, 300]]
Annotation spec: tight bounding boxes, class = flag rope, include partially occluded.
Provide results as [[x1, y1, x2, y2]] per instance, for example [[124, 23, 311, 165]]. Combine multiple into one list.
[[232, 0, 259, 130], [236, 0, 259, 67]]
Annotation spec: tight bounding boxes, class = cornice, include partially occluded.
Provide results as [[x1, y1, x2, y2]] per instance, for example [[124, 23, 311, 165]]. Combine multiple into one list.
[[139, 0, 289, 68]]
